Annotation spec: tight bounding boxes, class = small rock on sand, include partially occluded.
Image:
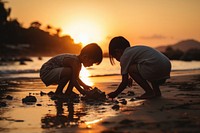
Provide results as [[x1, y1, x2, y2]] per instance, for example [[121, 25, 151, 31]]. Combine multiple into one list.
[[119, 99, 127, 105], [36, 104, 42, 106], [40, 91, 47, 96], [127, 91, 135, 96], [112, 104, 120, 110], [6, 95, 13, 100], [0, 101, 7, 107], [22, 96, 37, 103]]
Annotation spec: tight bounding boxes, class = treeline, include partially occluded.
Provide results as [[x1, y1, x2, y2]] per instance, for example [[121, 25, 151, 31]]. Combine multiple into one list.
[[163, 46, 200, 61], [0, 2, 81, 57]]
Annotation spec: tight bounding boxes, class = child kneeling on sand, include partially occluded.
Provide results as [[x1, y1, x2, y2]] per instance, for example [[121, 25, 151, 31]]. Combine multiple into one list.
[[40, 43, 103, 98], [107, 36, 171, 99]]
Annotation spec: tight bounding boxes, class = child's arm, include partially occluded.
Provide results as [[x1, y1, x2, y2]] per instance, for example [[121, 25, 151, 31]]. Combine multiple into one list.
[[77, 78, 92, 90], [63, 58, 86, 95], [65, 78, 88, 95], [72, 79, 86, 95], [108, 74, 128, 98], [128, 77, 133, 87]]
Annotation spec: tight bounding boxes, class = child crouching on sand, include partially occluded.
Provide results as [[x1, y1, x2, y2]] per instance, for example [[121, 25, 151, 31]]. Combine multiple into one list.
[[107, 36, 171, 99], [40, 43, 103, 99]]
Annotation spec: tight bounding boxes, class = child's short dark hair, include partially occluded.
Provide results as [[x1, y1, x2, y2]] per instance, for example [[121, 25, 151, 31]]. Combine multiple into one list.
[[109, 36, 130, 65], [80, 43, 103, 65]]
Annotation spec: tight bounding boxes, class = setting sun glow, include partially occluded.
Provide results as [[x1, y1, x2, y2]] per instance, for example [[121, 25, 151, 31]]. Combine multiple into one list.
[[63, 20, 103, 47], [80, 66, 93, 86], [8, 0, 200, 48]]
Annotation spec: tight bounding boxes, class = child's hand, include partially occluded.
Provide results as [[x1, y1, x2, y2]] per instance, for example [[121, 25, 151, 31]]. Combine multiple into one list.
[[84, 90, 90, 96], [107, 91, 118, 98], [128, 78, 133, 87], [83, 85, 92, 91]]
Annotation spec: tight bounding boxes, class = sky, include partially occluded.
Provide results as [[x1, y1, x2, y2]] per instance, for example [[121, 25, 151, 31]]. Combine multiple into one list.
[[5, 0, 200, 52]]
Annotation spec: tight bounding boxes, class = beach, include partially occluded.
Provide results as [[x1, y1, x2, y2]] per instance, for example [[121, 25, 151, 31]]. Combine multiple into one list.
[[0, 69, 200, 133]]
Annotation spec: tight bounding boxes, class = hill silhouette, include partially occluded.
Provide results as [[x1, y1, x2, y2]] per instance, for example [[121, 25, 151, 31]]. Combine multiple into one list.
[[156, 39, 200, 52], [156, 39, 200, 61]]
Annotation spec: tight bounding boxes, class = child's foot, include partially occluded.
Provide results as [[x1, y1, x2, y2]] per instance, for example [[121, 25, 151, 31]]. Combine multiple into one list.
[[136, 92, 155, 99]]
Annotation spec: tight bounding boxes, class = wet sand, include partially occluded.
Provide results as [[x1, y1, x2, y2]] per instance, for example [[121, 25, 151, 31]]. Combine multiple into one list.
[[0, 70, 200, 133]]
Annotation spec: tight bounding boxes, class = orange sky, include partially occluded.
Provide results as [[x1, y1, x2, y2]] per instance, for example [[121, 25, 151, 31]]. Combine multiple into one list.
[[6, 0, 200, 52]]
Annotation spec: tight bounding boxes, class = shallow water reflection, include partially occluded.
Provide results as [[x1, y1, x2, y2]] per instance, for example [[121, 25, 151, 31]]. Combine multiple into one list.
[[0, 78, 142, 132], [40, 98, 116, 129], [41, 100, 81, 128]]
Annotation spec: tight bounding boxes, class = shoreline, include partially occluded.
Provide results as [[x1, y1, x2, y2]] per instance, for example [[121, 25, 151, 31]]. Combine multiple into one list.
[[1, 69, 200, 80], [0, 69, 200, 133]]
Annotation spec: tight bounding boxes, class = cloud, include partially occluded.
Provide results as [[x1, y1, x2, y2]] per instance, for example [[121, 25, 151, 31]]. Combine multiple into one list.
[[140, 34, 168, 40]]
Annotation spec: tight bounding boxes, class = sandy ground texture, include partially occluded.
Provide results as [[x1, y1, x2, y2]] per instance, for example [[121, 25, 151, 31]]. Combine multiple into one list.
[[0, 70, 200, 133]]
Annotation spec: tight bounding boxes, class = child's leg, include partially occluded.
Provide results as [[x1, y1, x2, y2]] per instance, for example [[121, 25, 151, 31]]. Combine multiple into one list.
[[55, 68, 72, 95], [64, 80, 73, 95], [151, 79, 166, 97], [128, 64, 154, 98], [151, 82, 161, 97]]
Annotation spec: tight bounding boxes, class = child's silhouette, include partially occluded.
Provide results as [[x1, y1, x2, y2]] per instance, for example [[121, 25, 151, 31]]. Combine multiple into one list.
[[40, 43, 103, 99], [108, 36, 171, 99]]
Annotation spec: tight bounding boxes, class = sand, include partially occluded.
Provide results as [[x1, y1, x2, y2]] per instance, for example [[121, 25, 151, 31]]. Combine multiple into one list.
[[0, 70, 200, 133]]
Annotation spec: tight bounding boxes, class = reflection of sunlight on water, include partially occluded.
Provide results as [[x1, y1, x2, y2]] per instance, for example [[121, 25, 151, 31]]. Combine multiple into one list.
[[80, 66, 94, 86], [85, 119, 103, 128]]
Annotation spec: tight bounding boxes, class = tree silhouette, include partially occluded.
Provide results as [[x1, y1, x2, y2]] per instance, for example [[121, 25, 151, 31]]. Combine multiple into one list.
[[30, 21, 42, 29], [0, 1, 8, 25], [56, 28, 61, 36], [45, 24, 52, 33], [0, 2, 82, 57]]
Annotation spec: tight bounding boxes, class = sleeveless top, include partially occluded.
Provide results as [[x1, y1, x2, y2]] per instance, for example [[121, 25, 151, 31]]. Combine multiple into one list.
[[40, 53, 81, 78]]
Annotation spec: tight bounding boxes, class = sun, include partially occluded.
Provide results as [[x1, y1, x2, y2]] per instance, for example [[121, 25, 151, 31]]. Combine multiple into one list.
[[74, 33, 90, 44], [63, 20, 103, 47], [80, 66, 93, 86]]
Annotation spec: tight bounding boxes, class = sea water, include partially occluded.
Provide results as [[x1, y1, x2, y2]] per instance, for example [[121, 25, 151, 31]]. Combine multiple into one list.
[[0, 57, 200, 79], [0, 57, 200, 132]]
